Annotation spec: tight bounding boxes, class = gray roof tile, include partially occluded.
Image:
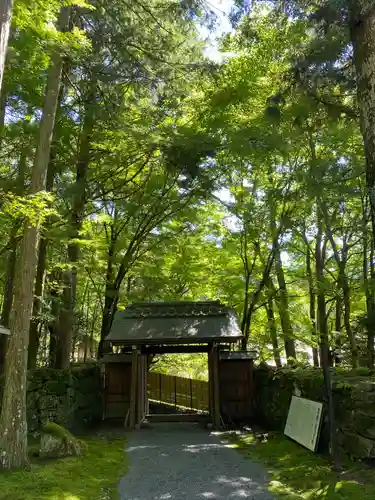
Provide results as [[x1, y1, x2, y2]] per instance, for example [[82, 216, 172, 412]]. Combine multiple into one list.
[[105, 301, 242, 344]]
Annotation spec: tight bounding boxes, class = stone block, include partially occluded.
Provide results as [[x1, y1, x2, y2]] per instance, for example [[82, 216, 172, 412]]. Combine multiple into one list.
[[338, 431, 375, 459], [356, 381, 375, 392], [351, 412, 375, 440]]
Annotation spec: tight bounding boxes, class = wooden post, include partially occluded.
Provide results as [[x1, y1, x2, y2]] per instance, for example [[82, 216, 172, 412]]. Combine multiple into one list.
[[212, 343, 221, 429], [174, 376, 177, 409], [144, 356, 148, 416], [190, 378, 193, 409], [136, 354, 144, 428], [208, 343, 214, 424], [129, 345, 138, 428]]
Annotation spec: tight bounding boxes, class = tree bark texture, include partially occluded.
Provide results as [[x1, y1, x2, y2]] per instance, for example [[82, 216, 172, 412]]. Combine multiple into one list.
[[241, 249, 276, 350], [0, 0, 13, 93], [27, 237, 47, 369], [315, 205, 340, 470], [0, 84, 7, 145], [0, 137, 28, 372], [350, 2, 375, 252], [366, 235, 375, 368], [334, 296, 342, 365], [324, 215, 358, 367], [101, 259, 116, 341], [0, 7, 69, 470], [0, 225, 17, 373], [28, 85, 64, 369], [47, 270, 61, 367], [305, 239, 319, 366], [273, 234, 296, 362], [55, 77, 96, 368], [267, 197, 296, 362], [265, 289, 282, 368], [362, 194, 375, 368]]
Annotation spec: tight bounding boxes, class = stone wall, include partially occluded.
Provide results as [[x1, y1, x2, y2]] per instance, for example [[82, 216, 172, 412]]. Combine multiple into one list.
[[0, 364, 102, 433], [254, 365, 375, 459]]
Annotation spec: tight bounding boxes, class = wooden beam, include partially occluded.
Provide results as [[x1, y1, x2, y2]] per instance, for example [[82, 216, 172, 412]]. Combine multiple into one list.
[[212, 343, 221, 429], [141, 345, 210, 354], [128, 346, 138, 428], [146, 413, 210, 424]]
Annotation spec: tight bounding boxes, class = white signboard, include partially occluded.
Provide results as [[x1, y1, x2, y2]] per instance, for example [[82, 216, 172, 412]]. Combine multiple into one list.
[[0, 324, 9, 335], [284, 396, 323, 452]]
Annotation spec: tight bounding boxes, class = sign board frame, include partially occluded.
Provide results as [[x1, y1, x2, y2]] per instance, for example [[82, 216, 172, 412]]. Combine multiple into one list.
[[284, 395, 323, 452]]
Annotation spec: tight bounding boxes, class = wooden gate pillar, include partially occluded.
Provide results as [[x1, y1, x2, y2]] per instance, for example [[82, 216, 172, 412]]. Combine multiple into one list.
[[128, 345, 138, 428], [208, 342, 221, 429]]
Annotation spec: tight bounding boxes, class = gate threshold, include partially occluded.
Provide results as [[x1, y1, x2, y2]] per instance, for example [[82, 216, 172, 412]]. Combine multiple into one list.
[[146, 413, 210, 423]]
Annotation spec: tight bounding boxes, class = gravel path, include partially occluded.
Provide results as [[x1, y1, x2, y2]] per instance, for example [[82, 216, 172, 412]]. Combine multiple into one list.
[[119, 423, 274, 499]]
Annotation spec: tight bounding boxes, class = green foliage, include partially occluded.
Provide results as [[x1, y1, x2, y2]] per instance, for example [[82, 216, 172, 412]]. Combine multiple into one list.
[[152, 353, 208, 380], [227, 432, 375, 499], [0, 0, 374, 379]]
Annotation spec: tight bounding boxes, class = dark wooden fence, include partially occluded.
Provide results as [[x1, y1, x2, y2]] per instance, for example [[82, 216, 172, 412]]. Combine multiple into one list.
[[147, 371, 209, 412]]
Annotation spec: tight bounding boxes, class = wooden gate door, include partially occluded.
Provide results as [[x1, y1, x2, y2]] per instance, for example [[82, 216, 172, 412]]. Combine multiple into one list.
[[219, 358, 254, 422], [104, 361, 132, 419]]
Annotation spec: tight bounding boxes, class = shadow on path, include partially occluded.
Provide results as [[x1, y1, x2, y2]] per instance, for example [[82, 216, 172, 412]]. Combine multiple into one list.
[[119, 423, 274, 499]]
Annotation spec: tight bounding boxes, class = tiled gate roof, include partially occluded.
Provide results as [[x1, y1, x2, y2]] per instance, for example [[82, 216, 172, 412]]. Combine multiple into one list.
[[105, 301, 242, 345]]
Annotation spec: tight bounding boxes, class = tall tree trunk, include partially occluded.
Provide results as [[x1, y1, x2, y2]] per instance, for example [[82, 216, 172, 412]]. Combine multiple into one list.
[[324, 214, 358, 367], [241, 249, 276, 350], [316, 205, 340, 470], [0, 7, 69, 470], [340, 261, 357, 367], [240, 228, 253, 335], [90, 299, 98, 358], [334, 295, 342, 365], [0, 227, 16, 373], [28, 84, 64, 369], [100, 224, 118, 341], [269, 198, 296, 362], [0, 138, 28, 373], [368, 237, 375, 369], [265, 288, 281, 368], [240, 270, 251, 335], [349, 2, 375, 251], [363, 196, 375, 368], [0, 84, 7, 144], [304, 235, 319, 367], [274, 240, 296, 362], [27, 237, 47, 369], [48, 270, 61, 367], [0, 0, 13, 92], [55, 78, 96, 369]]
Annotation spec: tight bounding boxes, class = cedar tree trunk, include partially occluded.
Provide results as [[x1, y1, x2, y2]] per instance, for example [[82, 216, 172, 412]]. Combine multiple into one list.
[[0, 7, 69, 470], [0, 0, 13, 92]]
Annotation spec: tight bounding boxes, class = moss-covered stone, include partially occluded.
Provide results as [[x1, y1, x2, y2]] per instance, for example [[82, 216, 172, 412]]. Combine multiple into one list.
[[40, 422, 81, 458]]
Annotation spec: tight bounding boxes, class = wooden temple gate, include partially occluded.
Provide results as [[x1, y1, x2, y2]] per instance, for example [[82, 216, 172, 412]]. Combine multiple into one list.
[[100, 301, 252, 429]]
